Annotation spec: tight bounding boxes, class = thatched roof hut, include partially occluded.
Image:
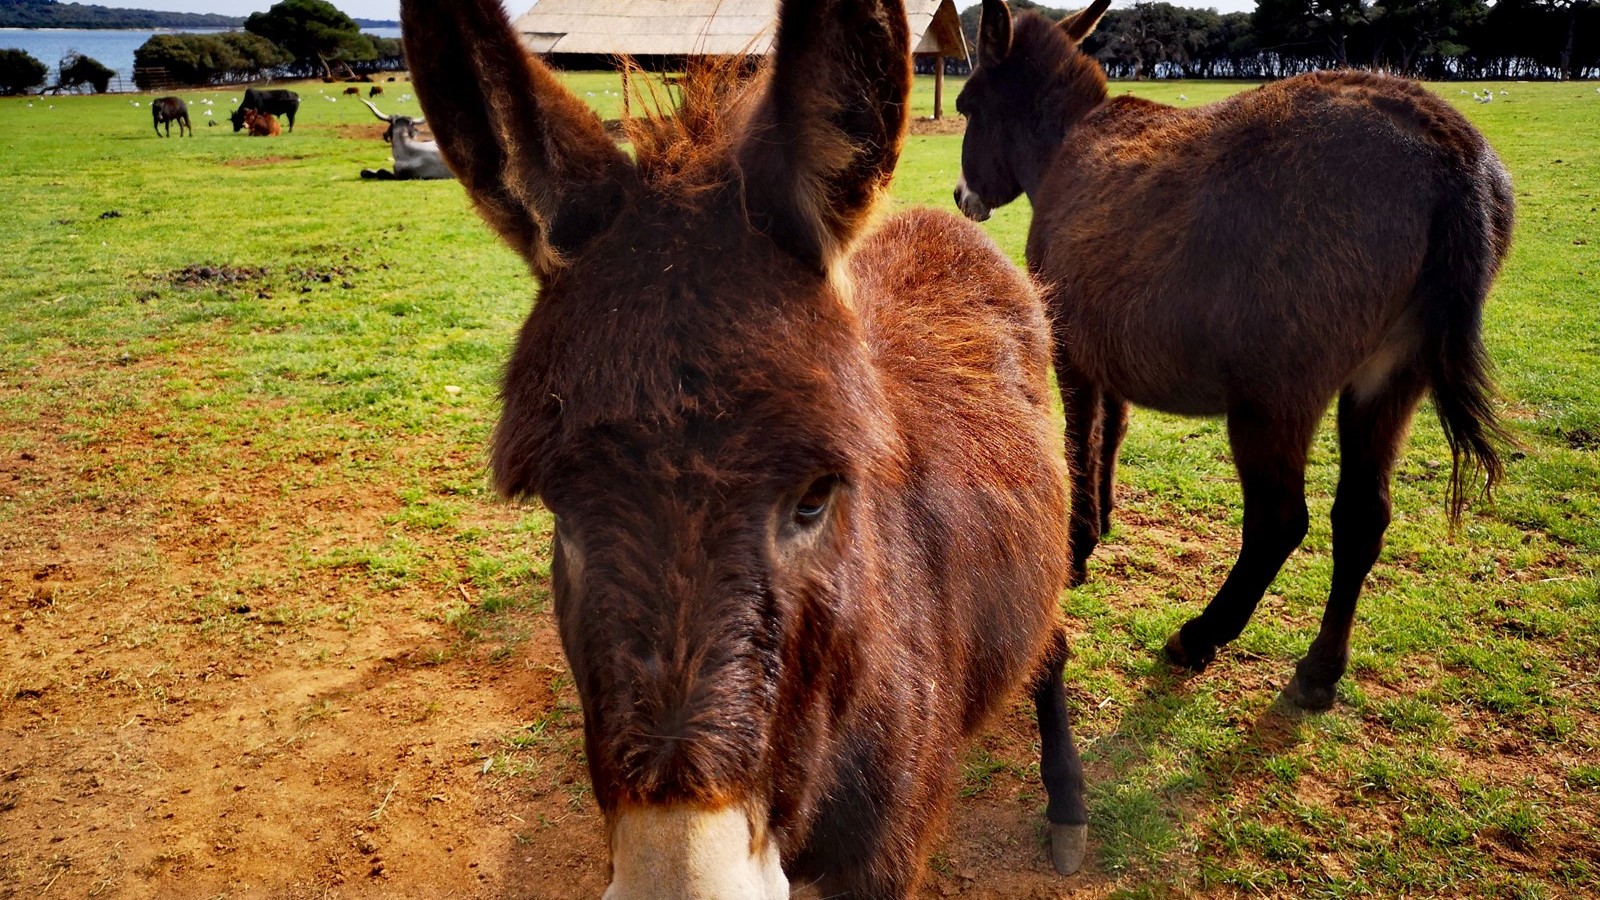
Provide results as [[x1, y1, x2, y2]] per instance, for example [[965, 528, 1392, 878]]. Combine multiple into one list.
[[513, 0, 968, 117]]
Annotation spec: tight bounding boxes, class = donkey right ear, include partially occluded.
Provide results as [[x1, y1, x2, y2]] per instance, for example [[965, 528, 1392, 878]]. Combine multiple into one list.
[[979, 0, 1014, 67], [1061, 0, 1113, 43], [401, 0, 633, 279]]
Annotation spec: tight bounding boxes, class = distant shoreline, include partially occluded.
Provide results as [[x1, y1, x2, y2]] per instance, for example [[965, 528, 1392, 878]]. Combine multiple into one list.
[[0, 21, 400, 31]]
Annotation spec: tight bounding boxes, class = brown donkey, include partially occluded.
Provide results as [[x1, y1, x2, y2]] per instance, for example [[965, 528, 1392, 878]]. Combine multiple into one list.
[[955, 0, 1513, 710], [402, 0, 1088, 893]]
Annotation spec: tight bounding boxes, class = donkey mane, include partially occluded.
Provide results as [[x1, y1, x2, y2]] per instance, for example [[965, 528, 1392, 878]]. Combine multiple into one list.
[[621, 59, 764, 193]]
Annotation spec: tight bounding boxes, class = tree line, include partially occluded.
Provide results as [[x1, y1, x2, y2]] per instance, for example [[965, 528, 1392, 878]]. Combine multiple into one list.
[[0, 0, 403, 94], [0, 0, 242, 29], [960, 0, 1600, 79], [128, 0, 401, 89]]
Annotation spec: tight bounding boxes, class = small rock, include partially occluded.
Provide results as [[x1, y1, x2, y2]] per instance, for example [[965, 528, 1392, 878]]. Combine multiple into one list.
[[444, 385, 462, 395]]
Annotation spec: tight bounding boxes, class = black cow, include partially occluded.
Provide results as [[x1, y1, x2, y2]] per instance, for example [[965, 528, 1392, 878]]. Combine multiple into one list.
[[151, 97, 191, 137], [231, 88, 299, 133]]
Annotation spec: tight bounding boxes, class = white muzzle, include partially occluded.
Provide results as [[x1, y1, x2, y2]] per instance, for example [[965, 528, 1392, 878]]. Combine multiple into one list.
[[604, 805, 789, 900], [954, 172, 992, 222]]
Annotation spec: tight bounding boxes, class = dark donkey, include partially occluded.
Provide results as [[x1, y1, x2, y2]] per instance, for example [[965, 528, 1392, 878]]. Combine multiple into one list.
[[230, 87, 298, 132], [955, 0, 1513, 710], [151, 96, 190, 137], [403, 0, 1088, 893]]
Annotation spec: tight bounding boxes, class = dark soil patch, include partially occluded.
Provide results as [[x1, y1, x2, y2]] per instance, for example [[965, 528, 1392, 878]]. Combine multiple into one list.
[[167, 263, 268, 287], [223, 155, 303, 168], [1563, 427, 1599, 451], [910, 115, 967, 136]]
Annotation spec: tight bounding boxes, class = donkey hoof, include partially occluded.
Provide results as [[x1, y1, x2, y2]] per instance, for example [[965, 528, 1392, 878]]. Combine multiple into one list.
[[1048, 823, 1087, 876], [1283, 672, 1337, 711], [1163, 631, 1211, 672]]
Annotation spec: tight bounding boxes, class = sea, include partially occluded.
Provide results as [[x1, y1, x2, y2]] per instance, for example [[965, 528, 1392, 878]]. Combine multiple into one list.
[[0, 26, 403, 92]]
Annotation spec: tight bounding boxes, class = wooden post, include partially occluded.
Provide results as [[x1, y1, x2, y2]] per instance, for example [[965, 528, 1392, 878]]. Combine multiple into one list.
[[621, 65, 630, 119], [933, 54, 944, 120]]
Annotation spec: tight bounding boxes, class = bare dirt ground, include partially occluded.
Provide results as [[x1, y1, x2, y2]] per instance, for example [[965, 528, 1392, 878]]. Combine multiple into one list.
[[0, 351, 1104, 899]]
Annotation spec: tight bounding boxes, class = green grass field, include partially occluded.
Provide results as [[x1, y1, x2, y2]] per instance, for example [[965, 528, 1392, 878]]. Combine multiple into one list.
[[1, 73, 1597, 898]]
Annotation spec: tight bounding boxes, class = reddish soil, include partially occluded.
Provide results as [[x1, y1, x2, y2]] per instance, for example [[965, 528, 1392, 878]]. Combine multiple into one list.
[[0, 349, 1102, 899]]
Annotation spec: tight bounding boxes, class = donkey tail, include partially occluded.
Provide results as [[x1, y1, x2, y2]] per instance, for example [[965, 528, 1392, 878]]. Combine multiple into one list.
[[1419, 153, 1515, 524]]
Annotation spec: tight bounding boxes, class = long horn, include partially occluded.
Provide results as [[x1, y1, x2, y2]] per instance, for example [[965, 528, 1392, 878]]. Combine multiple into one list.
[[360, 98, 393, 122]]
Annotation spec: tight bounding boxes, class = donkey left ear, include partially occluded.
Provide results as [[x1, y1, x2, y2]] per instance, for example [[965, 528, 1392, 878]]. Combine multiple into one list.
[[978, 0, 1013, 67], [1061, 0, 1113, 43], [736, 0, 911, 273]]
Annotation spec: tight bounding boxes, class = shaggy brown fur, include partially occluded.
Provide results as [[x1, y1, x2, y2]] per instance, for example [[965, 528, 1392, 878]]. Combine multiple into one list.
[[958, 0, 1513, 710], [401, 0, 1086, 893]]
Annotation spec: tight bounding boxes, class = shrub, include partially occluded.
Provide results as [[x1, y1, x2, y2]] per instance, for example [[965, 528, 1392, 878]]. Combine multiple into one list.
[[58, 52, 115, 93], [0, 48, 48, 96], [133, 31, 291, 89]]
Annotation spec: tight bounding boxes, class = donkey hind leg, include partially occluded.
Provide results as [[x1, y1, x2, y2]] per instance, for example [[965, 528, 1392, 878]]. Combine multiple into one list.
[[1061, 365, 1105, 587], [1166, 409, 1316, 672], [1034, 627, 1088, 875], [1098, 393, 1130, 538], [1285, 368, 1427, 710]]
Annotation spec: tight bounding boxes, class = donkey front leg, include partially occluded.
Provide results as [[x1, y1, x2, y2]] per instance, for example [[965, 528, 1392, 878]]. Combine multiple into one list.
[[1034, 627, 1088, 875], [1165, 409, 1316, 671]]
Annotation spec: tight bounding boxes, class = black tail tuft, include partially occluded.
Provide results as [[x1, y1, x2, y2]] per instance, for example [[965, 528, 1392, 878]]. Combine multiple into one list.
[[1419, 155, 1516, 524]]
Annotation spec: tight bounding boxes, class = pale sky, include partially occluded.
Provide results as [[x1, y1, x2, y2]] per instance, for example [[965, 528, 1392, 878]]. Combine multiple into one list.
[[109, 1, 1260, 24]]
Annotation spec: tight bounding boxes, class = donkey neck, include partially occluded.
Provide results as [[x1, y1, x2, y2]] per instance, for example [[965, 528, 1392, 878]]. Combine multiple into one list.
[[1011, 25, 1109, 201], [1020, 83, 1106, 203]]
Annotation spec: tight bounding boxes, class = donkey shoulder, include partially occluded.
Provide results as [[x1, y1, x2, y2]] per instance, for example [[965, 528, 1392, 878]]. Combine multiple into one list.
[[851, 207, 1056, 449]]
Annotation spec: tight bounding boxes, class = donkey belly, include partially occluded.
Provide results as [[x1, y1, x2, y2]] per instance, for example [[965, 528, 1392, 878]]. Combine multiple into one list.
[[1059, 306, 1232, 417]]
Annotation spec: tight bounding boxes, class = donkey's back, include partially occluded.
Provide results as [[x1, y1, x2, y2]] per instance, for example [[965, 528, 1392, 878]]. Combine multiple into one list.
[[1034, 69, 1512, 415], [855, 207, 1070, 729]]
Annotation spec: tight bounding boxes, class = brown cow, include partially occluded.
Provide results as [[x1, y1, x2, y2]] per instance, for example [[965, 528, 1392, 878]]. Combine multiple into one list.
[[343, 86, 360, 96], [242, 108, 280, 137], [401, 0, 1088, 894]]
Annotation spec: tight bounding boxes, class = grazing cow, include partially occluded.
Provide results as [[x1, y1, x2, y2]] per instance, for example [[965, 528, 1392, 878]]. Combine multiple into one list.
[[368, 85, 383, 97], [243, 109, 280, 137], [230, 88, 298, 132], [955, 0, 1513, 709], [358, 100, 450, 180], [151, 96, 190, 137], [402, 0, 1088, 893], [343, 86, 361, 96]]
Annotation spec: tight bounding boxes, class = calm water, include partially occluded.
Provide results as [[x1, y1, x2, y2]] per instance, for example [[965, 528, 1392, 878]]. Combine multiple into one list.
[[0, 27, 403, 91]]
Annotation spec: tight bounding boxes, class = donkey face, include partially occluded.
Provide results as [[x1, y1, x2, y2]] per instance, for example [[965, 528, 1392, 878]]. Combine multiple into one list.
[[401, 0, 910, 894], [955, 0, 1111, 220]]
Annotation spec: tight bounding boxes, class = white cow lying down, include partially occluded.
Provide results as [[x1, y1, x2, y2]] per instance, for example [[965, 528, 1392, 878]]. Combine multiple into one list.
[[359, 99, 453, 181]]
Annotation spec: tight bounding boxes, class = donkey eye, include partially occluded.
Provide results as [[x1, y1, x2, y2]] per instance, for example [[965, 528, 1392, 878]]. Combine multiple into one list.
[[792, 475, 840, 525]]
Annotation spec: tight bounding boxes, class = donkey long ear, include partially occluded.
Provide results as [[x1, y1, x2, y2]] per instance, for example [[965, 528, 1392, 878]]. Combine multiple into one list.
[[979, 0, 1013, 67], [400, 0, 633, 278], [1061, 0, 1113, 43], [736, 0, 911, 273]]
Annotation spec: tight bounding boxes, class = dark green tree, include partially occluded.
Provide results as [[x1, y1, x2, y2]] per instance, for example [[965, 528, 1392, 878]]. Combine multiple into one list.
[[0, 47, 47, 95], [57, 51, 115, 93], [133, 32, 291, 89], [245, 0, 375, 79]]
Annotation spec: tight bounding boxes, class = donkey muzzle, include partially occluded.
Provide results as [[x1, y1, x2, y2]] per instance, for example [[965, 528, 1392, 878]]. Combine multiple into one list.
[[954, 173, 992, 222], [604, 805, 788, 900]]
